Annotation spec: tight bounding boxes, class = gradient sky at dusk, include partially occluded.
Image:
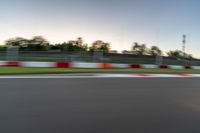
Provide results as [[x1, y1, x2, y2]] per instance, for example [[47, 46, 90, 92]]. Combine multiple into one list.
[[0, 0, 200, 57]]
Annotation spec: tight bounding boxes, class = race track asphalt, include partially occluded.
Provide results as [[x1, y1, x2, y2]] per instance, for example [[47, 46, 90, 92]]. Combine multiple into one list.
[[0, 77, 200, 133]]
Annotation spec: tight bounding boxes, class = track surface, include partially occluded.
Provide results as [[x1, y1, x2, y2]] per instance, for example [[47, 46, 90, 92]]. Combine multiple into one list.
[[1, 78, 200, 133]]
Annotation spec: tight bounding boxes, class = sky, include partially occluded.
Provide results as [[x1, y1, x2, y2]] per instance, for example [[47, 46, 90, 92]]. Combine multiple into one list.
[[0, 0, 200, 57]]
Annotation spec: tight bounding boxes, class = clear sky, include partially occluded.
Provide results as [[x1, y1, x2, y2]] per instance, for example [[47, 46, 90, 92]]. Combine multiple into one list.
[[0, 0, 200, 57]]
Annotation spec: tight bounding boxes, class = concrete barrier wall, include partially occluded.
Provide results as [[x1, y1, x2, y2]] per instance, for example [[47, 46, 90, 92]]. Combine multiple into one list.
[[0, 61, 199, 70], [193, 66, 200, 70], [71, 62, 100, 68], [142, 64, 157, 69], [20, 62, 55, 68], [169, 65, 183, 69], [111, 64, 130, 68], [0, 61, 6, 66]]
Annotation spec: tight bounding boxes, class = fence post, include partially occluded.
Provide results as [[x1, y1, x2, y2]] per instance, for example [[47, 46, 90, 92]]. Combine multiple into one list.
[[155, 55, 163, 65], [6, 46, 19, 61]]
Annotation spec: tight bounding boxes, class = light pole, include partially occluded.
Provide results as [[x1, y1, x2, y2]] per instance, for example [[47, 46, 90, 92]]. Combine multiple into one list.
[[182, 34, 189, 65], [182, 34, 186, 54]]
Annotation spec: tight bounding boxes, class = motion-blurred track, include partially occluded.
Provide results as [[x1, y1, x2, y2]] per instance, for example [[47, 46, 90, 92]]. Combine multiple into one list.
[[1, 77, 200, 133]]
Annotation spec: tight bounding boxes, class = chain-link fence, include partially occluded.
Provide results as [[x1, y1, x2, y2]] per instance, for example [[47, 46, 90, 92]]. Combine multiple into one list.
[[6, 46, 19, 61], [0, 51, 200, 66]]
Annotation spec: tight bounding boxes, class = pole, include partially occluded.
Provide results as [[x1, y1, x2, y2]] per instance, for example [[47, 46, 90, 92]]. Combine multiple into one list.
[[182, 34, 186, 54]]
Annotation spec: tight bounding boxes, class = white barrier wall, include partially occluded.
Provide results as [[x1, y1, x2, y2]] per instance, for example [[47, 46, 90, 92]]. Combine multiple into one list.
[[21, 62, 55, 68], [1, 61, 200, 70], [112, 64, 129, 68], [169, 65, 183, 69], [0, 61, 6, 66], [71, 62, 100, 68], [192, 66, 200, 70], [142, 64, 157, 69]]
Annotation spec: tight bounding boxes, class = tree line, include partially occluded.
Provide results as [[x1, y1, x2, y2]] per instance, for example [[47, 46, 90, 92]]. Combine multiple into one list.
[[131, 42, 192, 59], [0, 36, 193, 59], [0, 36, 110, 53]]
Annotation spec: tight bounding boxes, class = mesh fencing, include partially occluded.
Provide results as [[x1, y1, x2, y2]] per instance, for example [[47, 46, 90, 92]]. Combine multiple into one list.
[[0, 51, 200, 66]]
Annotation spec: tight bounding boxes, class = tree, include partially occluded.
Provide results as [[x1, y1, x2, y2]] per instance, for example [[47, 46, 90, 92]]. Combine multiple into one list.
[[5, 36, 50, 51], [27, 36, 50, 51], [60, 37, 88, 52], [132, 42, 147, 55], [61, 42, 75, 51], [50, 44, 61, 51], [76, 37, 84, 46], [167, 50, 192, 59], [148, 46, 162, 56], [0, 45, 6, 51], [89, 40, 110, 53], [5, 37, 28, 48]]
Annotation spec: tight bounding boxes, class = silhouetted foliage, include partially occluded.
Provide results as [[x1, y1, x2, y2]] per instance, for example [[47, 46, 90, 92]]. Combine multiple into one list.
[[60, 37, 88, 52], [167, 50, 192, 59], [50, 44, 61, 50], [148, 46, 162, 56], [132, 42, 148, 55], [27, 36, 50, 51], [3, 36, 195, 59], [89, 40, 110, 53], [0, 46, 6, 51], [5, 37, 27, 48], [5, 36, 50, 51]]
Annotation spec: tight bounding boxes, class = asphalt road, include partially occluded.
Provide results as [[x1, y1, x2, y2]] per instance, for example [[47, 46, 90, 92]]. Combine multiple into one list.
[[1, 78, 200, 133]]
